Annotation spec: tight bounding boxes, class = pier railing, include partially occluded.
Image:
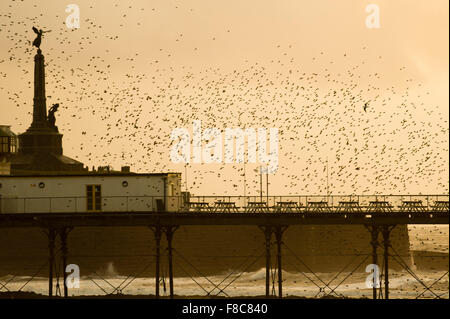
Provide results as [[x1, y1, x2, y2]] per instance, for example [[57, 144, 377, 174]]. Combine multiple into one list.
[[0, 194, 448, 214]]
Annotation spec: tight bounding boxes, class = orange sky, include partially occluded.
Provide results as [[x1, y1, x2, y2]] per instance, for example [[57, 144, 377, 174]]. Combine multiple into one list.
[[0, 0, 448, 195]]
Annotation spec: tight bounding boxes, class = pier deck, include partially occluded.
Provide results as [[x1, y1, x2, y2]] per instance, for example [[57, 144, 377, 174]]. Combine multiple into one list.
[[0, 210, 448, 227]]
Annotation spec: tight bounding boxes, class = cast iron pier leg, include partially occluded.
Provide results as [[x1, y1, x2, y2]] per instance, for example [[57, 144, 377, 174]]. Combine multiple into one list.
[[165, 226, 178, 299], [261, 226, 272, 297], [370, 225, 379, 300], [275, 226, 287, 298], [382, 226, 392, 299], [59, 227, 71, 298], [151, 226, 162, 298], [47, 228, 56, 298]]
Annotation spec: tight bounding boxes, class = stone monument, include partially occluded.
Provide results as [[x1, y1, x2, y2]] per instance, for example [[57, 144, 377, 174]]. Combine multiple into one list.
[[10, 28, 84, 173]]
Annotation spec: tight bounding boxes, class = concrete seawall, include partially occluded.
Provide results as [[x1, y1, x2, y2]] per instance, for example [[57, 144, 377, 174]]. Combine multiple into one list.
[[0, 225, 411, 277]]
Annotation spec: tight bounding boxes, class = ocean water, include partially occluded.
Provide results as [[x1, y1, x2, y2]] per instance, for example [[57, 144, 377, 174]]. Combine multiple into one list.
[[1, 267, 448, 299]]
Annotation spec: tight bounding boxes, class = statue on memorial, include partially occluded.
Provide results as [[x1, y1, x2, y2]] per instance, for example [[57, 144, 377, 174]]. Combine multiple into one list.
[[32, 27, 51, 49], [48, 103, 59, 130]]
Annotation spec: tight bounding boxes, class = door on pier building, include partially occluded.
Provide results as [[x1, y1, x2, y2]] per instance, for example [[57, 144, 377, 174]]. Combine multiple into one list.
[[86, 185, 102, 212]]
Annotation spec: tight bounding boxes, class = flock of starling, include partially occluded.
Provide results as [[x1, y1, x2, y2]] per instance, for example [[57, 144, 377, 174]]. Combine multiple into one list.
[[0, 1, 448, 197]]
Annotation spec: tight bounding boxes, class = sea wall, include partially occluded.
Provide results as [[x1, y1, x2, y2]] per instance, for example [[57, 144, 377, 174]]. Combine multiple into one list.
[[0, 225, 410, 277]]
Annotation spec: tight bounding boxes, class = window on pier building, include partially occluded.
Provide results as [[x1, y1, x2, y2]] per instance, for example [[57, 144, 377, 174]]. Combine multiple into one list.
[[0, 137, 8, 153], [86, 185, 102, 211], [0, 125, 17, 154]]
